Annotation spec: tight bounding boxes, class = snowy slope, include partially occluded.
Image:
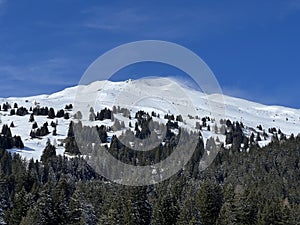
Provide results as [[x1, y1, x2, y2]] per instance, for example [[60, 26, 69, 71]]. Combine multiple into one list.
[[0, 77, 299, 160]]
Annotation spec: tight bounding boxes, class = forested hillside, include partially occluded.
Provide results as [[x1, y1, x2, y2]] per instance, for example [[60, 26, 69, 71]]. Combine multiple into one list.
[[0, 79, 299, 224], [0, 130, 299, 224]]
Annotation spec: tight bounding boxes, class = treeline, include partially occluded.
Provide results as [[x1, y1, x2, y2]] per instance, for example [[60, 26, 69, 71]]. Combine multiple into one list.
[[1, 101, 71, 120], [0, 133, 299, 224]]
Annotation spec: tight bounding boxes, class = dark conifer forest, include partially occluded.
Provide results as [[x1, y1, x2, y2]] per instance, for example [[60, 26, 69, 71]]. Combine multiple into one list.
[[0, 107, 299, 224]]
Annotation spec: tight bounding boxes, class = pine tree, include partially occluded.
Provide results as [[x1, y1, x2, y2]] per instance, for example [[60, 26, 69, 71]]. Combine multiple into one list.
[[65, 104, 73, 110], [195, 121, 201, 130], [56, 109, 65, 118], [48, 107, 55, 119], [225, 131, 233, 145], [233, 189, 258, 225], [0, 179, 10, 225], [13, 135, 24, 149], [74, 111, 83, 120], [69, 193, 82, 225], [153, 194, 179, 225], [52, 176, 73, 224], [1, 124, 12, 137], [64, 112, 70, 120], [21, 185, 55, 225], [32, 121, 38, 129], [126, 187, 152, 225], [53, 127, 57, 136], [89, 112, 95, 121], [257, 199, 290, 225], [207, 125, 211, 131], [256, 133, 262, 142], [112, 119, 121, 131], [250, 133, 255, 144], [216, 202, 235, 225], [99, 189, 124, 225], [177, 197, 201, 225], [40, 139, 56, 163], [196, 180, 223, 225], [214, 124, 218, 133], [65, 122, 80, 155], [29, 113, 35, 122], [9, 188, 29, 225], [10, 109, 15, 116]]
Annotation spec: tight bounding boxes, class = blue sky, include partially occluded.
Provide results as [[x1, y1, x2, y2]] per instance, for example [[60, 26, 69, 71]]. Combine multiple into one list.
[[0, 0, 300, 108]]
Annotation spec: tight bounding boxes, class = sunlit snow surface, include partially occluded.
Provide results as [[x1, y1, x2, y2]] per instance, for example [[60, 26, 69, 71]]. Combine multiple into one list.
[[0, 77, 299, 160]]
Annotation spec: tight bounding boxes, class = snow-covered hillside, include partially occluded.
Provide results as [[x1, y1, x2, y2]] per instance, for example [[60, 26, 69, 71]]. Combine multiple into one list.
[[0, 77, 299, 160]]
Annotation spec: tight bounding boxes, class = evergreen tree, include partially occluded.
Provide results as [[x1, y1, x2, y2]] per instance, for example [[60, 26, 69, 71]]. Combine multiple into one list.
[[225, 131, 233, 145], [177, 197, 201, 225], [0, 179, 10, 225], [250, 132, 255, 144], [216, 202, 235, 225], [256, 133, 262, 142], [48, 107, 55, 119], [51, 176, 73, 224], [126, 187, 152, 225], [32, 121, 38, 129], [153, 194, 179, 225], [53, 127, 57, 136], [69, 191, 82, 225], [195, 121, 201, 130], [56, 109, 65, 118], [196, 180, 223, 225], [40, 139, 56, 163], [64, 112, 70, 120], [89, 112, 96, 121], [112, 119, 121, 131], [21, 186, 55, 225], [257, 199, 290, 225], [9, 188, 29, 225], [65, 122, 80, 155], [29, 113, 35, 122], [74, 111, 83, 120], [10, 109, 15, 116], [207, 125, 211, 131], [65, 104, 73, 110]]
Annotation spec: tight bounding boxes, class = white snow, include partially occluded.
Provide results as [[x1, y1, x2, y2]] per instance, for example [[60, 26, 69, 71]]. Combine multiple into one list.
[[0, 77, 299, 160]]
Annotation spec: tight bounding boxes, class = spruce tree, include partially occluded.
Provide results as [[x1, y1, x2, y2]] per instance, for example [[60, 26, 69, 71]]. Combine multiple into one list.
[[65, 122, 80, 155], [153, 194, 179, 225], [196, 180, 223, 225], [9, 188, 29, 225], [40, 139, 56, 163], [29, 113, 35, 122], [48, 107, 55, 119]]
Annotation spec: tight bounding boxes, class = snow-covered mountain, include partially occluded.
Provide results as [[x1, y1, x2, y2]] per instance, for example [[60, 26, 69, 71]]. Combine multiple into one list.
[[0, 77, 299, 160]]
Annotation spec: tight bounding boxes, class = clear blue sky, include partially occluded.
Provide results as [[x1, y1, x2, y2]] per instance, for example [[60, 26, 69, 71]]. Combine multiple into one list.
[[0, 0, 299, 108]]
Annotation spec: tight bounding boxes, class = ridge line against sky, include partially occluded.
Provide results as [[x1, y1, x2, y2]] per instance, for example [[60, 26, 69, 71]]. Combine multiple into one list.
[[0, 0, 299, 108]]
